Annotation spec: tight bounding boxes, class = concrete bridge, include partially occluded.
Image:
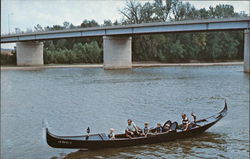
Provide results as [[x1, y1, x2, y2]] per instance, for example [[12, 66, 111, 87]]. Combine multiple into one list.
[[1, 17, 250, 72]]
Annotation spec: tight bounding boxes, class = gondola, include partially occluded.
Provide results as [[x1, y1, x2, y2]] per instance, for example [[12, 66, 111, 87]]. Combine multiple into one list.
[[46, 102, 228, 150]]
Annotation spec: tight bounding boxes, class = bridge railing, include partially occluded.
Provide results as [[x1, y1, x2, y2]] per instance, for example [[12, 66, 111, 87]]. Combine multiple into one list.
[[1, 17, 250, 37]]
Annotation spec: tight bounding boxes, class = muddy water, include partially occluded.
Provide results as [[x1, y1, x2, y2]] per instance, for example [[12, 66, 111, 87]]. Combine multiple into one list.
[[1, 65, 249, 159]]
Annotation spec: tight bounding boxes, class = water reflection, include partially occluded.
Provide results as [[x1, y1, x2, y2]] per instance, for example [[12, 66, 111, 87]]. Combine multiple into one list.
[[62, 133, 226, 159]]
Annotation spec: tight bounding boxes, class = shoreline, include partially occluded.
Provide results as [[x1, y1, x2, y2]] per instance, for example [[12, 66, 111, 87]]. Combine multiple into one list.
[[1, 61, 243, 70]]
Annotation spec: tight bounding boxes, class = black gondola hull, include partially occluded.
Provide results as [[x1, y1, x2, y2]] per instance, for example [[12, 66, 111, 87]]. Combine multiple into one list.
[[46, 103, 227, 150]]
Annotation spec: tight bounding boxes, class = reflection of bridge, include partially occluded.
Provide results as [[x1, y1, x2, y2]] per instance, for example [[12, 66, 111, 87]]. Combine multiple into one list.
[[1, 17, 250, 72]]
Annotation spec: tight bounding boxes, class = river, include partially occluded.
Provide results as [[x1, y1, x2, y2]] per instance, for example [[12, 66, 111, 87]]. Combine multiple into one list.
[[1, 65, 249, 159]]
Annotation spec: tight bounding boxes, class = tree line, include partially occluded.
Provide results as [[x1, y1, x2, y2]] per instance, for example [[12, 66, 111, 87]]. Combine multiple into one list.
[[1, 0, 248, 65]]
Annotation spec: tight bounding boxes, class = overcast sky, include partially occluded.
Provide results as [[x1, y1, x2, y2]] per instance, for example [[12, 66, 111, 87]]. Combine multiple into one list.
[[1, 0, 249, 49]]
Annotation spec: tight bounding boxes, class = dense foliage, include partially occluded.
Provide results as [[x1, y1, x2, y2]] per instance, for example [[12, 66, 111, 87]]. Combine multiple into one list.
[[44, 41, 102, 64], [0, 50, 16, 65], [121, 0, 246, 62], [1, 0, 247, 65]]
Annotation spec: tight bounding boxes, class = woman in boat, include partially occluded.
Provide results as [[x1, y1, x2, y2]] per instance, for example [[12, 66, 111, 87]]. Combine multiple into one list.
[[182, 113, 191, 131], [125, 119, 140, 138]]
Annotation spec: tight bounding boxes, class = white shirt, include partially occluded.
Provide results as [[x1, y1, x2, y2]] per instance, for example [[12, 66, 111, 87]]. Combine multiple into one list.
[[126, 122, 137, 132], [108, 132, 115, 139]]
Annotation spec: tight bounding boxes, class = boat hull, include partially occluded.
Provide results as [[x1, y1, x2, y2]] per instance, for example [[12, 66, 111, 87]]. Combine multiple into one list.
[[46, 103, 227, 150]]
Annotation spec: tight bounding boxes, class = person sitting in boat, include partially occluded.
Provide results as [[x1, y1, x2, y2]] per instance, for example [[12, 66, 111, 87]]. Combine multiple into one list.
[[142, 122, 150, 136], [155, 123, 162, 133], [125, 119, 140, 138], [190, 112, 199, 128], [191, 112, 197, 123], [182, 113, 191, 131], [108, 128, 115, 139]]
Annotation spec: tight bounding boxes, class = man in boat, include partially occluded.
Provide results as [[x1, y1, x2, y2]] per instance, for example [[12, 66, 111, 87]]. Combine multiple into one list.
[[191, 112, 197, 123], [190, 112, 201, 128], [125, 119, 140, 138], [182, 113, 191, 131]]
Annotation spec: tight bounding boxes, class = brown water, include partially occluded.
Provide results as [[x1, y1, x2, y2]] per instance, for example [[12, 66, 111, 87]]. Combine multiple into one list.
[[1, 65, 249, 159]]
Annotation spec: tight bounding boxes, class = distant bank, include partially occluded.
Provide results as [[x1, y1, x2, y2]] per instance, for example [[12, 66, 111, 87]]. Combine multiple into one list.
[[1, 61, 243, 71]]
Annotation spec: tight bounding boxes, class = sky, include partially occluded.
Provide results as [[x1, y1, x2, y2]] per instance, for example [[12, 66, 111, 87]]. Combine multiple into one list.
[[1, 0, 249, 49]]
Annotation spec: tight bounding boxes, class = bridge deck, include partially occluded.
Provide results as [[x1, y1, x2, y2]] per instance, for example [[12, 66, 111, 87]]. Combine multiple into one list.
[[1, 17, 250, 43]]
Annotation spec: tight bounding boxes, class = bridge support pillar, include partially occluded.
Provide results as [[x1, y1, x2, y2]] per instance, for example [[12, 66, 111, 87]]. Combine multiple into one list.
[[16, 41, 44, 66], [103, 36, 132, 69], [244, 30, 250, 73]]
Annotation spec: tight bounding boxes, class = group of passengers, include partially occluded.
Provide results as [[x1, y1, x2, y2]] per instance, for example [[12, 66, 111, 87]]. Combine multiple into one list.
[[108, 113, 197, 139], [124, 119, 172, 138]]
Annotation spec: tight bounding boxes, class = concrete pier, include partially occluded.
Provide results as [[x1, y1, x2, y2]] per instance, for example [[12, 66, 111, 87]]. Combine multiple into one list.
[[244, 30, 250, 73], [16, 41, 44, 66], [103, 36, 132, 69]]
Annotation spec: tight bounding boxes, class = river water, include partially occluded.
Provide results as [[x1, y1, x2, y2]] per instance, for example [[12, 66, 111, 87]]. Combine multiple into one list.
[[1, 65, 249, 159]]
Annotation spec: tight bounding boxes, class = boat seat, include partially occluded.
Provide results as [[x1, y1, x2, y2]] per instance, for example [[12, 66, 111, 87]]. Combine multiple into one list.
[[162, 120, 172, 132], [163, 120, 172, 127], [170, 122, 178, 131], [99, 133, 109, 140], [84, 133, 109, 140]]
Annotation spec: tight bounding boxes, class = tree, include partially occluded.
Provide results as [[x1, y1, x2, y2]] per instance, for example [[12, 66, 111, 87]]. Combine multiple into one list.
[[56, 39, 67, 49], [172, 1, 197, 20], [103, 20, 112, 26], [50, 25, 64, 30], [119, 0, 142, 24], [15, 28, 21, 34], [113, 20, 120, 26], [153, 0, 173, 21], [80, 20, 99, 28], [209, 4, 235, 18], [34, 24, 43, 32], [63, 21, 70, 29]]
